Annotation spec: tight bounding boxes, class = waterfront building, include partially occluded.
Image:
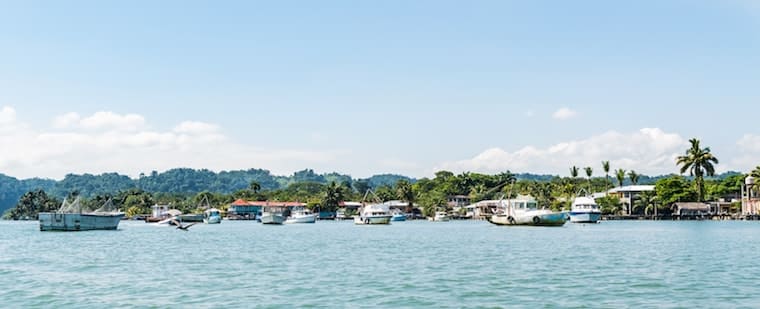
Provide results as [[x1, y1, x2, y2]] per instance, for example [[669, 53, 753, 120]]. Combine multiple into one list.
[[607, 185, 655, 215], [742, 176, 760, 216]]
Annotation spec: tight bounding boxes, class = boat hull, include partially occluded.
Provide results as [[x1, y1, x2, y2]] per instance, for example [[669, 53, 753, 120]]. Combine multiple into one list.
[[260, 214, 285, 225], [39, 213, 125, 231], [178, 214, 204, 222], [203, 216, 222, 224], [354, 215, 392, 225], [569, 212, 601, 223], [488, 212, 567, 227], [391, 214, 406, 221], [285, 214, 317, 224]]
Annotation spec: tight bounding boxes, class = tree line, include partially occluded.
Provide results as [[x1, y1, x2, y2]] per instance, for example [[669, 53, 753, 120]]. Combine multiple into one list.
[[3, 138, 758, 220]]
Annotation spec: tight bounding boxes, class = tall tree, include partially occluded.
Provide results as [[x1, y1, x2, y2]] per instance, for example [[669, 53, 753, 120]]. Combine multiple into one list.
[[628, 170, 640, 185], [602, 161, 611, 192], [395, 180, 415, 213], [615, 169, 626, 187], [633, 191, 657, 216], [751, 166, 760, 178], [321, 181, 344, 212], [570, 166, 579, 178], [584, 167, 593, 192], [249, 181, 261, 193], [676, 138, 719, 202]]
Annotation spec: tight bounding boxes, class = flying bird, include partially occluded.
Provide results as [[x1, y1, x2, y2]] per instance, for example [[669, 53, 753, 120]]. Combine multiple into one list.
[[171, 219, 197, 231]]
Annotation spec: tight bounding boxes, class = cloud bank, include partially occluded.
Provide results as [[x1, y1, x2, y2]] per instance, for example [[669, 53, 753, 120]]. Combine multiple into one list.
[[435, 128, 693, 176], [0, 106, 337, 179]]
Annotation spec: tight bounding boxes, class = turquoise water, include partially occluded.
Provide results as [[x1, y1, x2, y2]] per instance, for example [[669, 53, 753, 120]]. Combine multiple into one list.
[[1, 220, 760, 308]]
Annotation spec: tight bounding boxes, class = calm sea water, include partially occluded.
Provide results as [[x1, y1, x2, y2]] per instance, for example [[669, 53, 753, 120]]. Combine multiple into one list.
[[1, 219, 760, 308]]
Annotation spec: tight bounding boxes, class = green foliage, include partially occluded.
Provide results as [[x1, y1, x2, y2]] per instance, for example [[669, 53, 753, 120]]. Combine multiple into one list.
[[3, 189, 60, 220], [395, 180, 415, 211], [570, 166, 579, 178], [417, 190, 446, 217], [615, 169, 626, 187], [655, 176, 697, 206], [676, 138, 719, 202], [751, 166, 760, 178], [628, 170, 640, 185], [597, 195, 622, 215], [321, 182, 345, 212]]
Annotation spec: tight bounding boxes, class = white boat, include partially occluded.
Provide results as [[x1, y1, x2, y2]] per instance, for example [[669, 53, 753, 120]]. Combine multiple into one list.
[[203, 208, 222, 224], [569, 196, 601, 223], [285, 206, 317, 224], [390, 209, 406, 221], [38, 197, 124, 231], [487, 195, 567, 227], [430, 211, 450, 222], [260, 205, 286, 225], [354, 203, 392, 225]]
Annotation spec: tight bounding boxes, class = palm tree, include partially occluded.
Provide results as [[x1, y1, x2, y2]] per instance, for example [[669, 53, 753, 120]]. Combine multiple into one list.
[[615, 169, 626, 187], [570, 166, 579, 178], [395, 180, 415, 214], [676, 138, 719, 202], [751, 166, 760, 178], [321, 181, 345, 213], [628, 170, 640, 185], [249, 181, 261, 193], [584, 167, 593, 192], [602, 161, 611, 192], [633, 191, 657, 217]]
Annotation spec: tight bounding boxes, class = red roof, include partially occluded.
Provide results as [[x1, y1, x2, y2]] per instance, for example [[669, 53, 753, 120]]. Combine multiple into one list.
[[230, 199, 250, 206], [230, 200, 306, 207]]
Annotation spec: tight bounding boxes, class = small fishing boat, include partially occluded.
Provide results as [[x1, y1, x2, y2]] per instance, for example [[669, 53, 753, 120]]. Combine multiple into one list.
[[285, 206, 317, 224], [203, 208, 222, 224], [487, 195, 567, 227], [390, 209, 406, 221], [260, 205, 287, 225], [39, 197, 124, 231], [430, 211, 450, 222]]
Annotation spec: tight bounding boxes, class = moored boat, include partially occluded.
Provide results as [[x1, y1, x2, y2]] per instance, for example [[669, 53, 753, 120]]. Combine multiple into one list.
[[354, 203, 392, 225], [390, 209, 407, 221], [285, 206, 317, 224], [569, 195, 601, 223], [39, 197, 124, 231], [487, 195, 567, 227], [430, 211, 450, 222], [203, 208, 222, 224], [260, 205, 287, 225]]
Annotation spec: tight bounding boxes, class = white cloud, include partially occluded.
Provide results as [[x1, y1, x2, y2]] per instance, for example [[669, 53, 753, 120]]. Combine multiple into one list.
[[53, 111, 146, 131], [730, 134, 760, 172], [434, 128, 688, 176], [173, 121, 220, 135], [53, 112, 81, 128], [0, 106, 16, 124], [552, 107, 578, 120], [0, 108, 340, 179]]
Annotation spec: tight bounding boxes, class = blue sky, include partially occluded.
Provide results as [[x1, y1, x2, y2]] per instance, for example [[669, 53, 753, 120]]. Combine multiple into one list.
[[0, 1, 758, 179]]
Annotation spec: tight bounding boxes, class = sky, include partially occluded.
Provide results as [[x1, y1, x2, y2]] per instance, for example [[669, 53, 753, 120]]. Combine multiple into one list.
[[0, 0, 758, 180]]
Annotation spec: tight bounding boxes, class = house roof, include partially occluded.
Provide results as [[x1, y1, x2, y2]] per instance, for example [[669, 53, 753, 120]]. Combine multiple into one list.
[[248, 201, 306, 207], [608, 185, 655, 193], [230, 199, 251, 206], [673, 202, 710, 211], [339, 201, 362, 207]]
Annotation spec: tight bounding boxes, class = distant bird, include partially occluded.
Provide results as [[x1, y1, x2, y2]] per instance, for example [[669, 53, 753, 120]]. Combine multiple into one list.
[[171, 219, 197, 231]]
